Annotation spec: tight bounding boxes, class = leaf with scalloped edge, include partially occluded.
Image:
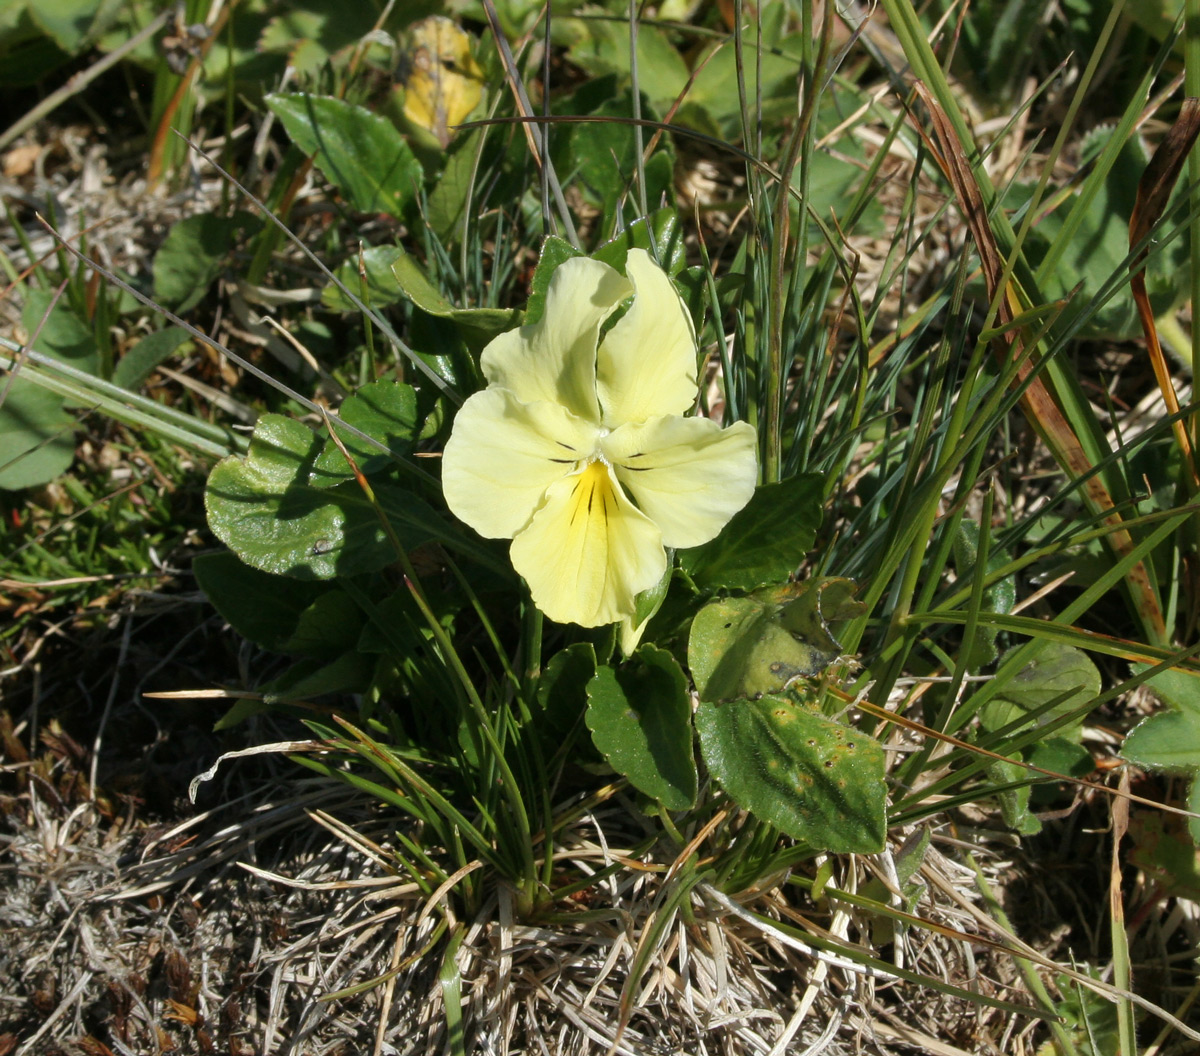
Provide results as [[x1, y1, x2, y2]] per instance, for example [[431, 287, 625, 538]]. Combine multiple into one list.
[[689, 577, 862, 702], [205, 413, 460, 580], [697, 695, 885, 852], [311, 380, 420, 483], [680, 474, 824, 592], [586, 645, 696, 810], [267, 93, 423, 218]]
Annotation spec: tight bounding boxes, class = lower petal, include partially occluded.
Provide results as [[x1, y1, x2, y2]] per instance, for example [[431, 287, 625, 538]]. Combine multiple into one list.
[[442, 388, 598, 539], [510, 460, 666, 627], [604, 416, 758, 548]]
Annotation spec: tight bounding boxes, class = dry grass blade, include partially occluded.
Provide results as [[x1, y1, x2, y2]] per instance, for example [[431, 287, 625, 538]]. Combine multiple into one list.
[[1129, 96, 1200, 483], [1109, 768, 1137, 1054]]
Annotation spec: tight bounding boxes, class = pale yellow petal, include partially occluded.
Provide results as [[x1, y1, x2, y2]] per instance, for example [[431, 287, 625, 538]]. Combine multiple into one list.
[[510, 460, 666, 627], [596, 248, 697, 426], [618, 614, 649, 656], [481, 256, 630, 422], [442, 388, 599, 539], [603, 416, 758, 548]]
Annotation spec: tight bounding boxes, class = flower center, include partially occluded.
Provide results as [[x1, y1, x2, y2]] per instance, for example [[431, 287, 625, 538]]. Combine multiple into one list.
[[567, 459, 614, 527]]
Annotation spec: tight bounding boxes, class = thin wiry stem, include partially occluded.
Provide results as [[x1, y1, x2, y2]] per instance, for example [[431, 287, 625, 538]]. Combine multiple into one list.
[[480, 0, 580, 249]]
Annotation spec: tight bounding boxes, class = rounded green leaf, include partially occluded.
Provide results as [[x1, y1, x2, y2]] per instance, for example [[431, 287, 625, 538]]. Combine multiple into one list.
[[538, 642, 597, 738], [688, 578, 859, 702], [1133, 662, 1200, 717], [153, 213, 254, 312], [193, 550, 330, 652], [680, 474, 824, 591], [266, 93, 424, 218], [525, 237, 582, 325], [312, 380, 420, 482], [22, 287, 99, 371], [696, 696, 886, 852], [205, 413, 448, 579], [592, 209, 687, 278], [0, 382, 78, 491], [1123, 709, 1200, 774], [0, 289, 100, 489], [321, 246, 408, 312], [585, 645, 696, 810], [980, 643, 1101, 736], [388, 250, 519, 350]]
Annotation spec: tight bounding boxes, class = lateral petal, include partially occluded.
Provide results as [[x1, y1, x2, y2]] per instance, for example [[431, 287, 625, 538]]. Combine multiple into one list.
[[596, 248, 697, 426], [604, 415, 758, 548], [511, 460, 667, 626], [442, 388, 599, 539], [481, 256, 630, 423]]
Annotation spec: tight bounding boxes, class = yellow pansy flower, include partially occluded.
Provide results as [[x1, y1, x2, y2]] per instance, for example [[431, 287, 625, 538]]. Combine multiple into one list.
[[442, 249, 757, 627]]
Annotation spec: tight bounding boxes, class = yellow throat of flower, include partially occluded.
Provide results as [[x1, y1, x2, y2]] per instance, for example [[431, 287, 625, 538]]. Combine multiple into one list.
[[568, 459, 615, 530]]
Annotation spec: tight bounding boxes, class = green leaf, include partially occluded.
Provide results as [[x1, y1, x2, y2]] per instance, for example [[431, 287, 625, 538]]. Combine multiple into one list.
[[312, 380, 420, 482], [408, 310, 477, 395], [1122, 663, 1200, 840], [689, 578, 862, 702], [355, 587, 434, 656], [321, 246, 408, 312], [538, 642, 597, 739], [1190, 777, 1200, 846], [675, 16, 805, 136], [791, 148, 884, 247], [425, 128, 482, 240], [1134, 662, 1200, 717], [586, 645, 696, 810], [563, 93, 674, 232], [22, 287, 98, 371], [153, 213, 255, 312], [592, 209, 686, 278], [193, 550, 331, 652], [257, 0, 378, 76], [28, 0, 108, 53], [1043, 970, 1121, 1056], [205, 414, 453, 579], [987, 757, 1041, 836], [1123, 710, 1200, 773], [266, 93, 424, 218], [680, 474, 824, 591], [0, 26, 70, 89], [1017, 128, 1190, 340], [0, 288, 100, 490], [979, 643, 1101, 736], [260, 651, 376, 706], [696, 695, 886, 852], [631, 558, 673, 629], [113, 327, 193, 389], [388, 250, 520, 350], [559, 20, 689, 108], [525, 236, 582, 325], [285, 590, 365, 657], [0, 383, 78, 490], [1127, 808, 1200, 900], [1027, 737, 1095, 780]]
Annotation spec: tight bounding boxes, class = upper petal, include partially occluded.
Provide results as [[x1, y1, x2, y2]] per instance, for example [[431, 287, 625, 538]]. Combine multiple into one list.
[[596, 248, 697, 427], [510, 460, 667, 627], [604, 415, 758, 548], [480, 256, 630, 422], [442, 388, 599, 539]]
